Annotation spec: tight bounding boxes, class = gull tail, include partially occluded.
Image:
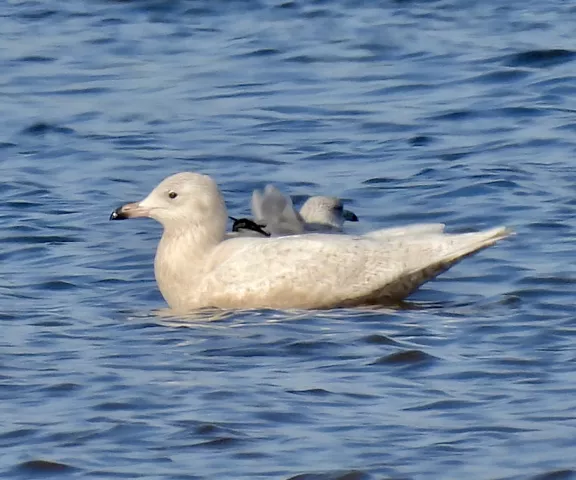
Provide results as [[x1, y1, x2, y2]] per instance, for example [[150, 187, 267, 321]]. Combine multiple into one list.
[[374, 226, 514, 303]]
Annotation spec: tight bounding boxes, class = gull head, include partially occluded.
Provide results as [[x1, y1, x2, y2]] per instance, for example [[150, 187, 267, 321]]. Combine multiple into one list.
[[299, 196, 358, 229], [110, 172, 226, 233]]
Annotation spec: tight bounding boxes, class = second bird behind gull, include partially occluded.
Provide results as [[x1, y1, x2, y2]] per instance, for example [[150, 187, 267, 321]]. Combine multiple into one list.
[[231, 185, 359, 237]]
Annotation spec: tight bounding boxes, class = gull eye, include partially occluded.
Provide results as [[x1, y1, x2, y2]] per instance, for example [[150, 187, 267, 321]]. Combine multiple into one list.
[[168, 191, 178, 199]]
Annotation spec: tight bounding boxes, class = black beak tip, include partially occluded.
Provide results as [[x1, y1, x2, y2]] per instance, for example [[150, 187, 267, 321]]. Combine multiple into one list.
[[350, 213, 359, 222], [110, 207, 124, 221]]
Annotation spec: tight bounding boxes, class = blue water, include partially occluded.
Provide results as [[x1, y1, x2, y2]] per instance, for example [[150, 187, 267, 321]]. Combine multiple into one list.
[[2, 0, 576, 478]]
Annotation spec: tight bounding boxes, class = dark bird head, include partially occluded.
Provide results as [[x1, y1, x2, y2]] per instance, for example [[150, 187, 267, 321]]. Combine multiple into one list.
[[229, 216, 270, 237]]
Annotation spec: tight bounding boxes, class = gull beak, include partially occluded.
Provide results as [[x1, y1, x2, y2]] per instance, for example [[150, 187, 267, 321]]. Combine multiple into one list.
[[110, 202, 151, 220], [342, 209, 359, 222]]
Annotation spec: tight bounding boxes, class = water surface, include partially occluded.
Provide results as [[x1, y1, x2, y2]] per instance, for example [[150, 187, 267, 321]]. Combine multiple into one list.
[[2, 0, 576, 478]]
